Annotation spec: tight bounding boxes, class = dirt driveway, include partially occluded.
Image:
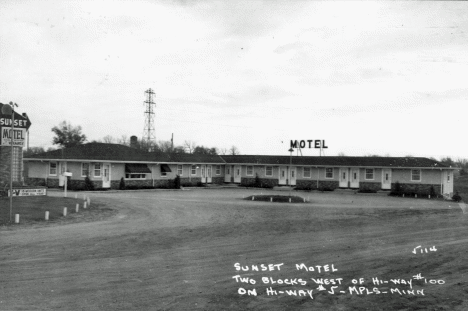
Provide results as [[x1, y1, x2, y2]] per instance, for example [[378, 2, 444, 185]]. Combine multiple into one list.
[[1, 189, 467, 310]]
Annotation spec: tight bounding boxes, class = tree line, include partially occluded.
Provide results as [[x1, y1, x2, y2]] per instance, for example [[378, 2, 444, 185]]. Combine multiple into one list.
[[23, 120, 240, 157]]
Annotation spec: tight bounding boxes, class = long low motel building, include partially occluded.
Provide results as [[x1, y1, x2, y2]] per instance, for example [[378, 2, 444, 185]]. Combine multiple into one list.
[[23, 143, 455, 195]]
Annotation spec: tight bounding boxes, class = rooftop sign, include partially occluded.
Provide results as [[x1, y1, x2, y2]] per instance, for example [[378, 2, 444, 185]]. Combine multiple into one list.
[[290, 140, 328, 149]]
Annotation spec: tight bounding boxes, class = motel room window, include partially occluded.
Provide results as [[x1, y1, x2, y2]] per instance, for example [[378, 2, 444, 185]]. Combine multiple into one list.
[[265, 166, 273, 177], [49, 162, 57, 176], [191, 165, 197, 175], [365, 169, 374, 180], [93, 164, 101, 177], [411, 169, 421, 181], [303, 167, 311, 178], [177, 165, 183, 176], [447, 172, 451, 182], [325, 168, 333, 179], [125, 173, 146, 179], [246, 166, 253, 176], [81, 163, 89, 177], [215, 165, 221, 175]]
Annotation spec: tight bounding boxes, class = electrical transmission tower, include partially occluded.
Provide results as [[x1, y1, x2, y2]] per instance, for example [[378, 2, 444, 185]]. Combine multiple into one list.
[[143, 88, 156, 149]]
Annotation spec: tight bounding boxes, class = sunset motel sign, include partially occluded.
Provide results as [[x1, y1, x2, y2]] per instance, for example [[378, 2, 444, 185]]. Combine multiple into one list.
[[0, 109, 31, 147]]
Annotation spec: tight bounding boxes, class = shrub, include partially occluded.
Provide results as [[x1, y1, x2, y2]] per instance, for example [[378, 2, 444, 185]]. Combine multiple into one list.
[[119, 177, 125, 190], [254, 173, 261, 188], [452, 192, 463, 202], [181, 182, 193, 187], [429, 185, 437, 198], [84, 176, 95, 191], [196, 181, 205, 187], [390, 181, 402, 196], [174, 175, 181, 189]]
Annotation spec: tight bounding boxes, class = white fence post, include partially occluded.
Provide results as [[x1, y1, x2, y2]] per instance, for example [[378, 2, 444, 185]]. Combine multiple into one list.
[[14, 214, 20, 224], [63, 207, 67, 216], [76, 204, 79, 213], [45, 211, 49, 221]]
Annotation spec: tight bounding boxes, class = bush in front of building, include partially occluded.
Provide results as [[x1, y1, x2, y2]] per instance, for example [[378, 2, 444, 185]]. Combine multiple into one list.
[[389, 181, 402, 196], [318, 186, 335, 192], [119, 177, 125, 190], [84, 176, 95, 191], [452, 192, 462, 202], [429, 185, 437, 198], [173, 175, 181, 189]]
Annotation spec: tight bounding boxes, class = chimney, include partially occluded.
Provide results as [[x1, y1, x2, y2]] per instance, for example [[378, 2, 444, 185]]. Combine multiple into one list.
[[130, 136, 138, 149]]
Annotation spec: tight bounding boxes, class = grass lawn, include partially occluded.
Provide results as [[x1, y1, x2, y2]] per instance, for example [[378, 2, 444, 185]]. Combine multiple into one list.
[[0, 195, 114, 226]]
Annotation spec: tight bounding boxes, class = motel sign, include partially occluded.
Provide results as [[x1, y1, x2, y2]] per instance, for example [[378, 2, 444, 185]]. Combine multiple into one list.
[[290, 140, 328, 149]]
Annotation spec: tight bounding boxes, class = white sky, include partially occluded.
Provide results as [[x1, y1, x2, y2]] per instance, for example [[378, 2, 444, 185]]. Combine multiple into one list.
[[1, 1, 467, 159]]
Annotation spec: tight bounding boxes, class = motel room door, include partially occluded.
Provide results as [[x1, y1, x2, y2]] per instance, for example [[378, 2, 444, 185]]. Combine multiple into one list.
[[339, 168, 349, 188], [201, 165, 206, 183], [382, 169, 392, 190], [289, 167, 297, 186], [279, 167, 287, 185], [442, 170, 453, 195], [350, 168, 359, 188], [102, 163, 111, 188], [234, 165, 241, 183], [225, 166, 232, 183], [206, 165, 212, 183]]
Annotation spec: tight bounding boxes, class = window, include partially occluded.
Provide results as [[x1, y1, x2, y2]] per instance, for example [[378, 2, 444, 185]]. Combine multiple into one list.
[[303, 167, 311, 178], [177, 165, 183, 176], [94, 164, 101, 177], [215, 165, 221, 175], [125, 173, 146, 179], [411, 169, 421, 181], [246, 166, 253, 176], [447, 172, 451, 182], [49, 162, 57, 176], [265, 166, 273, 177], [325, 168, 333, 179], [81, 163, 89, 177], [191, 165, 197, 175], [365, 169, 374, 180]]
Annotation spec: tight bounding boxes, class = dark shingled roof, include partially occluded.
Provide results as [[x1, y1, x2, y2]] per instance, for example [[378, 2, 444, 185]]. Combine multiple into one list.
[[220, 155, 449, 168], [25, 143, 450, 168], [25, 143, 154, 162], [24, 143, 226, 164]]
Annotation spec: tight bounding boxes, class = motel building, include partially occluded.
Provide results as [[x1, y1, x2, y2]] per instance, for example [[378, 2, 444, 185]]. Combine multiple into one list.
[[21, 142, 455, 196]]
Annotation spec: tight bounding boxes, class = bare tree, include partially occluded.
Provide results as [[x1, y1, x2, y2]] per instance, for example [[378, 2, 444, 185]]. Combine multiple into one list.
[[156, 140, 173, 153], [229, 145, 240, 155], [184, 140, 196, 154], [102, 135, 115, 143], [118, 135, 129, 146], [219, 148, 228, 155]]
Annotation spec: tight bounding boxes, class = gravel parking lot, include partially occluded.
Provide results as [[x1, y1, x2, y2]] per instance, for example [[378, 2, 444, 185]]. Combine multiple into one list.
[[1, 188, 467, 310]]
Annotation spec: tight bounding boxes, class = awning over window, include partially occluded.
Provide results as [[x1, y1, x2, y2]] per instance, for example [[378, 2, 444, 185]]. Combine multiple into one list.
[[125, 163, 151, 174], [160, 164, 172, 173]]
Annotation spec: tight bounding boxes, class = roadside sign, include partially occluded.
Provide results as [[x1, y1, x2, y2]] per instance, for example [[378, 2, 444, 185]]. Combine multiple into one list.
[[1, 127, 26, 146], [8, 188, 47, 196]]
